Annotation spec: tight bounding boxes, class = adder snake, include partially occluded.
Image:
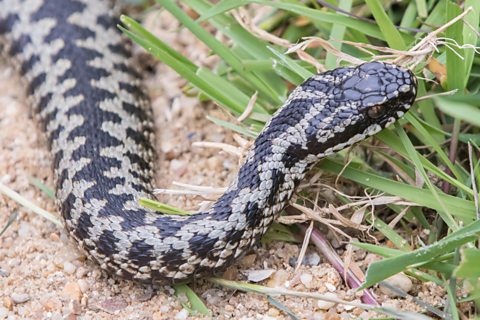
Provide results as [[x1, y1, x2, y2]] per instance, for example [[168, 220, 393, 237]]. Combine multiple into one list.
[[0, 0, 417, 284]]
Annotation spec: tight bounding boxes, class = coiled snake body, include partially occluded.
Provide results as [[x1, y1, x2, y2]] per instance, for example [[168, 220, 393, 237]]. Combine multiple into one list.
[[0, 0, 417, 284]]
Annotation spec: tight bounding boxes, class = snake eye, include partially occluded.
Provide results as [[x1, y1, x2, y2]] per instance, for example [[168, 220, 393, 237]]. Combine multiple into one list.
[[367, 105, 385, 119]]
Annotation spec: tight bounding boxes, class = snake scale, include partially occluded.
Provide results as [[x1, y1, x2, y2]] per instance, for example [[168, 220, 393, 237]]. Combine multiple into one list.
[[0, 0, 417, 284]]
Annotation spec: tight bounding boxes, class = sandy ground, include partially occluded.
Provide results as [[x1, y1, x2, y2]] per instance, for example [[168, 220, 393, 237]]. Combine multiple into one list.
[[0, 9, 449, 320]]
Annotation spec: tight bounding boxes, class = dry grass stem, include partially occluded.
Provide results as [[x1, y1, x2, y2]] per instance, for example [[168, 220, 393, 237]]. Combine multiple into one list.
[[415, 89, 458, 102], [237, 91, 258, 122], [394, 7, 474, 67], [388, 206, 410, 229], [287, 37, 364, 66], [232, 8, 291, 47], [153, 182, 226, 200], [295, 221, 314, 272], [192, 141, 243, 157]]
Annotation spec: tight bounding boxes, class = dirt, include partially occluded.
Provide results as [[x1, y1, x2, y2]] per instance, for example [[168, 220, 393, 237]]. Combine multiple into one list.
[[0, 9, 447, 320]]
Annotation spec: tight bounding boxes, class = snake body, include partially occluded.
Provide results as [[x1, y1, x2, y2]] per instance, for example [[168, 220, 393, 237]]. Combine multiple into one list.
[[0, 0, 417, 284]]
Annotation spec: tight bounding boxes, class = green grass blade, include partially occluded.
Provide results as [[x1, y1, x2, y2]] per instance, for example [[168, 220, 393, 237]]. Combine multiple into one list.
[[0, 211, 18, 237], [321, 159, 475, 220], [454, 248, 480, 278], [325, 0, 353, 69], [415, 0, 428, 18], [173, 284, 211, 316], [0, 182, 62, 227], [360, 219, 480, 289], [435, 96, 480, 128], [395, 125, 457, 229], [28, 176, 55, 200], [463, 1, 480, 86], [365, 0, 406, 50], [445, 2, 465, 91], [139, 198, 191, 215]]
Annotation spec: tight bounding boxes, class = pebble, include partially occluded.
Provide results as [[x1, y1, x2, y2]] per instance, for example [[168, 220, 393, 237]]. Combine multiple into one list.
[[49, 233, 60, 242], [0, 268, 9, 277], [0, 307, 8, 319], [62, 282, 82, 302], [10, 293, 30, 304], [325, 283, 336, 292], [289, 251, 321, 267], [380, 273, 413, 297], [63, 262, 76, 275], [75, 267, 87, 278], [169, 159, 187, 176], [312, 311, 326, 319], [304, 252, 321, 266], [77, 279, 89, 294], [317, 293, 338, 310], [266, 270, 290, 288], [247, 269, 275, 283], [3, 297, 13, 310], [69, 300, 82, 315], [135, 288, 154, 302], [300, 273, 313, 288], [159, 305, 170, 313], [174, 308, 189, 320], [97, 297, 128, 314], [42, 297, 62, 311], [239, 254, 256, 268], [202, 289, 224, 306], [344, 302, 357, 311], [267, 307, 280, 317], [1, 174, 11, 184], [206, 156, 221, 171], [17, 221, 33, 238]]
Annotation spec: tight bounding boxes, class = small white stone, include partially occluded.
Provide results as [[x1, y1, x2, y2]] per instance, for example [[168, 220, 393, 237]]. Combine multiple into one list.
[[380, 273, 413, 297], [11, 293, 30, 304], [300, 273, 313, 287], [175, 308, 189, 320], [344, 301, 359, 311], [1, 175, 11, 184], [325, 283, 336, 292], [247, 269, 275, 283], [63, 261, 76, 275], [317, 293, 337, 310], [77, 279, 89, 293], [17, 222, 33, 238], [159, 305, 170, 313], [304, 252, 321, 266], [0, 307, 8, 318]]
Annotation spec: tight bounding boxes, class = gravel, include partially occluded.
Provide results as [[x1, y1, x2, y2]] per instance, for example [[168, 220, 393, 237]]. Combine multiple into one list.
[[10, 293, 30, 304]]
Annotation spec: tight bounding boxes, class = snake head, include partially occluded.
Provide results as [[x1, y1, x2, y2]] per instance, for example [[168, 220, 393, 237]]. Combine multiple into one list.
[[284, 61, 418, 160], [339, 61, 417, 130]]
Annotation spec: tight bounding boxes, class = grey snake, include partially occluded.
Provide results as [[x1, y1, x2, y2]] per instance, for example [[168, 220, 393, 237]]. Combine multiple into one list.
[[0, 0, 417, 284]]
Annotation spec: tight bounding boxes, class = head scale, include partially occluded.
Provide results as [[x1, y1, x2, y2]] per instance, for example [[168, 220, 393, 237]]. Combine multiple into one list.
[[294, 61, 417, 160]]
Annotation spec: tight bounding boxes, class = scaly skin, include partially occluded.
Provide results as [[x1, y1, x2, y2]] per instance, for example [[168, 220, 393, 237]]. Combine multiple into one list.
[[0, 0, 417, 284]]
